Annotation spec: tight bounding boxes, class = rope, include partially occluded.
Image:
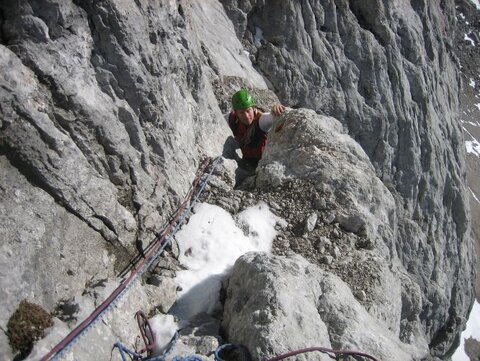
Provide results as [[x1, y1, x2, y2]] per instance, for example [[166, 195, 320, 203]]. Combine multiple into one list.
[[40, 157, 221, 361], [214, 343, 252, 361], [113, 342, 143, 361], [265, 346, 380, 361], [172, 356, 203, 361], [114, 329, 198, 361]]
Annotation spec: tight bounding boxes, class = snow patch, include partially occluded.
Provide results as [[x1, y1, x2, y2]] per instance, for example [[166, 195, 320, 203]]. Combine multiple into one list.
[[452, 300, 480, 361], [171, 202, 284, 321], [470, 187, 480, 204], [468, 0, 480, 10], [464, 127, 480, 156], [255, 26, 265, 47], [464, 33, 476, 46], [149, 314, 178, 354], [469, 78, 476, 88]]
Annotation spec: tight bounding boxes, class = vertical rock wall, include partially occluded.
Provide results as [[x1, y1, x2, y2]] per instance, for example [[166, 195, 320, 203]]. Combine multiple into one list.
[[0, 0, 264, 358], [0, 0, 475, 359], [219, 0, 475, 357]]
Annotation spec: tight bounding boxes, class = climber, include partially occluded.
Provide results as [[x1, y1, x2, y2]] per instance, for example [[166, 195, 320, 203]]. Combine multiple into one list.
[[227, 89, 286, 168]]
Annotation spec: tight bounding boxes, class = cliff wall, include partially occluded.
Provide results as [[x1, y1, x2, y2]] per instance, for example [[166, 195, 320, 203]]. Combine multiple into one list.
[[0, 0, 475, 360]]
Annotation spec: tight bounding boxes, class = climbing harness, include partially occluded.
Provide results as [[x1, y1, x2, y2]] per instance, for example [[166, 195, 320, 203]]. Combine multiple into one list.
[[40, 157, 221, 361]]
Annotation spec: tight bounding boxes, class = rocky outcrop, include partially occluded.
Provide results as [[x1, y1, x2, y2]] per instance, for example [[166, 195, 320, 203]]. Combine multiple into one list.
[[218, 109, 428, 360], [0, 0, 252, 358], [223, 252, 425, 361], [220, 0, 475, 357], [0, 0, 475, 360]]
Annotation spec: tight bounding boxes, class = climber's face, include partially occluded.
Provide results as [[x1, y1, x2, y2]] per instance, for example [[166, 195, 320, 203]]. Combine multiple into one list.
[[235, 107, 255, 126]]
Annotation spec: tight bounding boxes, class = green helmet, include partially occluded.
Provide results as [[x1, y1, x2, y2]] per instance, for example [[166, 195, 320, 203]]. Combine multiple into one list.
[[231, 89, 256, 110]]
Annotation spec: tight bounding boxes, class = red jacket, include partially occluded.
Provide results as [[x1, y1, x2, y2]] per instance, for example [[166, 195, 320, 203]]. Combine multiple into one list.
[[228, 110, 268, 162]]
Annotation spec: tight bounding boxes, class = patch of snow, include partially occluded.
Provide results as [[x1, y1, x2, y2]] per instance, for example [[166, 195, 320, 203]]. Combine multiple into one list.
[[464, 127, 480, 156], [255, 26, 265, 47], [475, 103, 480, 111], [458, 12, 466, 19], [466, 140, 480, 156], [468, 0, 480, 10], [464, 33, 476, 46], [149, 314, 178, 354], [465, 120, 480, 127], [470, 78, 476, 88], [452, 301, 480, 361], [470, 187, 480, 204], [171, 202, 284, 321]]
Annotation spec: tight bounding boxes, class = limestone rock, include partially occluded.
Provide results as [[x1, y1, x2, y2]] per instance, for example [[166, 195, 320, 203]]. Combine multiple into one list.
[[257, 109, 396, 245], [0, 0, 475, 359], [223, 252, 428, 361], [221, 0, 475, 355]]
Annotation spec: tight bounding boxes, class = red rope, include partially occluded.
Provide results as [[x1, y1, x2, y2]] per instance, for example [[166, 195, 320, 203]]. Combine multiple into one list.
[[136, 311, 155, 356], [266, 346, 380, 361], [40, 158, 211, 361]]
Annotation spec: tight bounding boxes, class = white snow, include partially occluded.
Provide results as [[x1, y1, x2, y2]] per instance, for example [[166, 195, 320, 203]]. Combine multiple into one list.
[[469, 78, 476, 88], [460, 119, 480, 127], [468, 0, 480, 10], [170, 201, 284, 321], [470, 187, 480, 204], [452, 301, 480, 361], [475, 103, 480, 111], [464, 33, 476, 46], [255, 26, 265, 47], [465, 140, 480, 156], [149, 314, 178, 354], [464, 127, 480, 157]]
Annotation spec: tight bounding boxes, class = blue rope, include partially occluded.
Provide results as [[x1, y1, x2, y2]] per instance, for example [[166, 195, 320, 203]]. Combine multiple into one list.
[[214, 343, 251, 361], [172, 356, 203, 361], [114, 342, 143, 361], [114, 329, 202, 361], [214, 344, 235, 361]]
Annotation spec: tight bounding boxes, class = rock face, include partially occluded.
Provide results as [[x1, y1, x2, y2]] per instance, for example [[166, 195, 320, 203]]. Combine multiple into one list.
[[223, 252, 425, 361], [220, 0, 475, 357], [0, 0, 475, 360], [220, 109, 429, 360], [0, 0, 251, 358]]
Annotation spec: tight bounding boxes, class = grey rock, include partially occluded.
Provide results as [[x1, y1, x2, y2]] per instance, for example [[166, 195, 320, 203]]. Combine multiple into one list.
[[313, 197, 327, 210], [222, 0, 475, 355], [146, 276, 177, 314], [331, 246, 341, 259], [257, 110, 396, 246], [0, 155, 114, 341], [322, 212, 336, 225], [304, 213, 318, 233], [0, 0, 475, 359], [223, 253, 428, 361], [355, 290, 367, 302], [0, 0, 267, 358], [320, 255, 333, 265]]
